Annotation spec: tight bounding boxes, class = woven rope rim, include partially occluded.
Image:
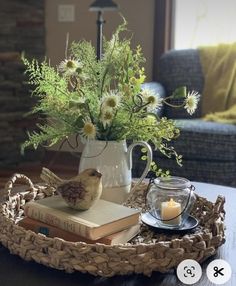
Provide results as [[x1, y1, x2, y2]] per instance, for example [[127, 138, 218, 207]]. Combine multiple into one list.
[[0, 173, 226, 277]]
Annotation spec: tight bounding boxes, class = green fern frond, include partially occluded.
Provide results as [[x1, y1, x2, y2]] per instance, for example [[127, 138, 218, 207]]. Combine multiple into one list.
[[21, 124, 74, 154]]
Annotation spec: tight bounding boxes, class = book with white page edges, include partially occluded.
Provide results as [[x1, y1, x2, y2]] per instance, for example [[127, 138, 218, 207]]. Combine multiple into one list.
[[24, 196, 140, 240], [18, 217, 140, 245]]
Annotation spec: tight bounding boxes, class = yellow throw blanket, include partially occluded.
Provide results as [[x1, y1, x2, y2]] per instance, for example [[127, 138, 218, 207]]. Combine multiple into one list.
[[198, 43, 236, 123], [204, 104, 236, 124]]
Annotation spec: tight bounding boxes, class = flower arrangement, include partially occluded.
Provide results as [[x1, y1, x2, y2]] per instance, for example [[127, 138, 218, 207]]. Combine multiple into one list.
[[22, 19, 199, 175]]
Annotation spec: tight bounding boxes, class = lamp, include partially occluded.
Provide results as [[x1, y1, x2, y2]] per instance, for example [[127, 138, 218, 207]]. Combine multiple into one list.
[[89, 0, 118, 60]]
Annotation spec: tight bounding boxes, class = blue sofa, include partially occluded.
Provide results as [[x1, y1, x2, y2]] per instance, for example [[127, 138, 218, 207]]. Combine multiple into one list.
[[133, 49, 236, 187]]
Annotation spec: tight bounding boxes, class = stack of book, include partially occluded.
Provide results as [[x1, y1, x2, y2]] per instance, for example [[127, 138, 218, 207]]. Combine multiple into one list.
[[19, 196, 140, 245]]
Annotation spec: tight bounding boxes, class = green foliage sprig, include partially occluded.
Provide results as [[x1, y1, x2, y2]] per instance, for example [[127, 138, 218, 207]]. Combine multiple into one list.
[[21, 18, 200, 177]]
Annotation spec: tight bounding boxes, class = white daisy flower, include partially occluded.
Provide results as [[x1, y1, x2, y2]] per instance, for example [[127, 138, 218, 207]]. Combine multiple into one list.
[[58, 59, 82, 76], [141, 88, 162, 111], [184, 91, 200, 115], [102, 90, 121, 109], [100, 107, 114, 128], [80, 121, 96, 139]]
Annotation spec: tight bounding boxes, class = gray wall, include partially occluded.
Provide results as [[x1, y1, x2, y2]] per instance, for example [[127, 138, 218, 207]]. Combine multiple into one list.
[[45, 0, 155, 81]]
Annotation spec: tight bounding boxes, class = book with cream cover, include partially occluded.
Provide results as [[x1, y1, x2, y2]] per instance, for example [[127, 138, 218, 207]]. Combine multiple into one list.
[[24, 196, 140, 240], [19, 217, 140, 245]]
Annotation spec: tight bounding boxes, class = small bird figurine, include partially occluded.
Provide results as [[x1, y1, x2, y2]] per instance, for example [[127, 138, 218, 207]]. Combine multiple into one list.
[[40, 167, 102, 210]]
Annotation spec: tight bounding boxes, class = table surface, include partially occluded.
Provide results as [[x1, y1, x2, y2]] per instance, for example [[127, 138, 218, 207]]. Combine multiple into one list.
[[0, 181, 235, 286]]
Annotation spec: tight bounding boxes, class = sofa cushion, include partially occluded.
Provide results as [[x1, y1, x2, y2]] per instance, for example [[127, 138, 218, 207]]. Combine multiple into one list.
[[151, 156, 236, 187], [171, 119, 236, 161], [132, 147, 236, 187], [159, 49, 204, 119], [131, 118, 236, 186]]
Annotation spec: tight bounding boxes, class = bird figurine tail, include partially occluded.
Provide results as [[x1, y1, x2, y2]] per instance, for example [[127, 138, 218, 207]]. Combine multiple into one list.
[[40, 167, 63, 187]]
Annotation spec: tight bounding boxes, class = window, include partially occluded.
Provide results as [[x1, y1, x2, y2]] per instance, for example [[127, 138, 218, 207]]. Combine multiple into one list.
[[173, 0, 236, 49]]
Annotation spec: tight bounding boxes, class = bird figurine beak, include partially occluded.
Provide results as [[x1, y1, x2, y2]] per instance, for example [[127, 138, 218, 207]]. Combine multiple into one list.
[[94, 170, 102, 178]]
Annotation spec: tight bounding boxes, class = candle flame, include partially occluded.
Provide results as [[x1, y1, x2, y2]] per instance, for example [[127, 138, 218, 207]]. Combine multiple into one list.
[[168, 198, 175, 206]]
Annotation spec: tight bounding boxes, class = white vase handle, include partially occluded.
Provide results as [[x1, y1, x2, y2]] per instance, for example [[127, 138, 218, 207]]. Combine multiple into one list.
[[127, 141, 153, 196]]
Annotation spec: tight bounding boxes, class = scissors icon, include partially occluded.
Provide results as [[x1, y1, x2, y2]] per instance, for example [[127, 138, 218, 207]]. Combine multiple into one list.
[[214, 266, 224, 277]]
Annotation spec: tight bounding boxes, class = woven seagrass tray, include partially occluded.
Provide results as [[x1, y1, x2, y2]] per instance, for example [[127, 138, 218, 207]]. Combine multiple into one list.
[[0, 174, 225, 277]]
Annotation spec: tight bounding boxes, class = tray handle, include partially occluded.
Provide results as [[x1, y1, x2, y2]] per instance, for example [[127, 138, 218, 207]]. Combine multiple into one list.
[[4, 173, 35, 199]]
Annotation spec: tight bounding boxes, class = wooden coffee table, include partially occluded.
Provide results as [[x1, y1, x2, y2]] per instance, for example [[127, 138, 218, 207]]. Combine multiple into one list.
[[0, 181, 235, 286]]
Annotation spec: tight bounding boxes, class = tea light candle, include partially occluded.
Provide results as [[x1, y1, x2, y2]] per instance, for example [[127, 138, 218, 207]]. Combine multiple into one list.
[[161, 198, 181, 225]]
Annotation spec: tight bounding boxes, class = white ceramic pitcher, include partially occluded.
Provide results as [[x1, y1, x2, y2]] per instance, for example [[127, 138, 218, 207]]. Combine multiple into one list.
[[79, 140, 153, 204]]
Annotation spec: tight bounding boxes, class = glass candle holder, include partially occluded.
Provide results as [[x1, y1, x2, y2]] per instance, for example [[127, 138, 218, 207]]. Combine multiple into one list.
[[146, 176, 196, 229]]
